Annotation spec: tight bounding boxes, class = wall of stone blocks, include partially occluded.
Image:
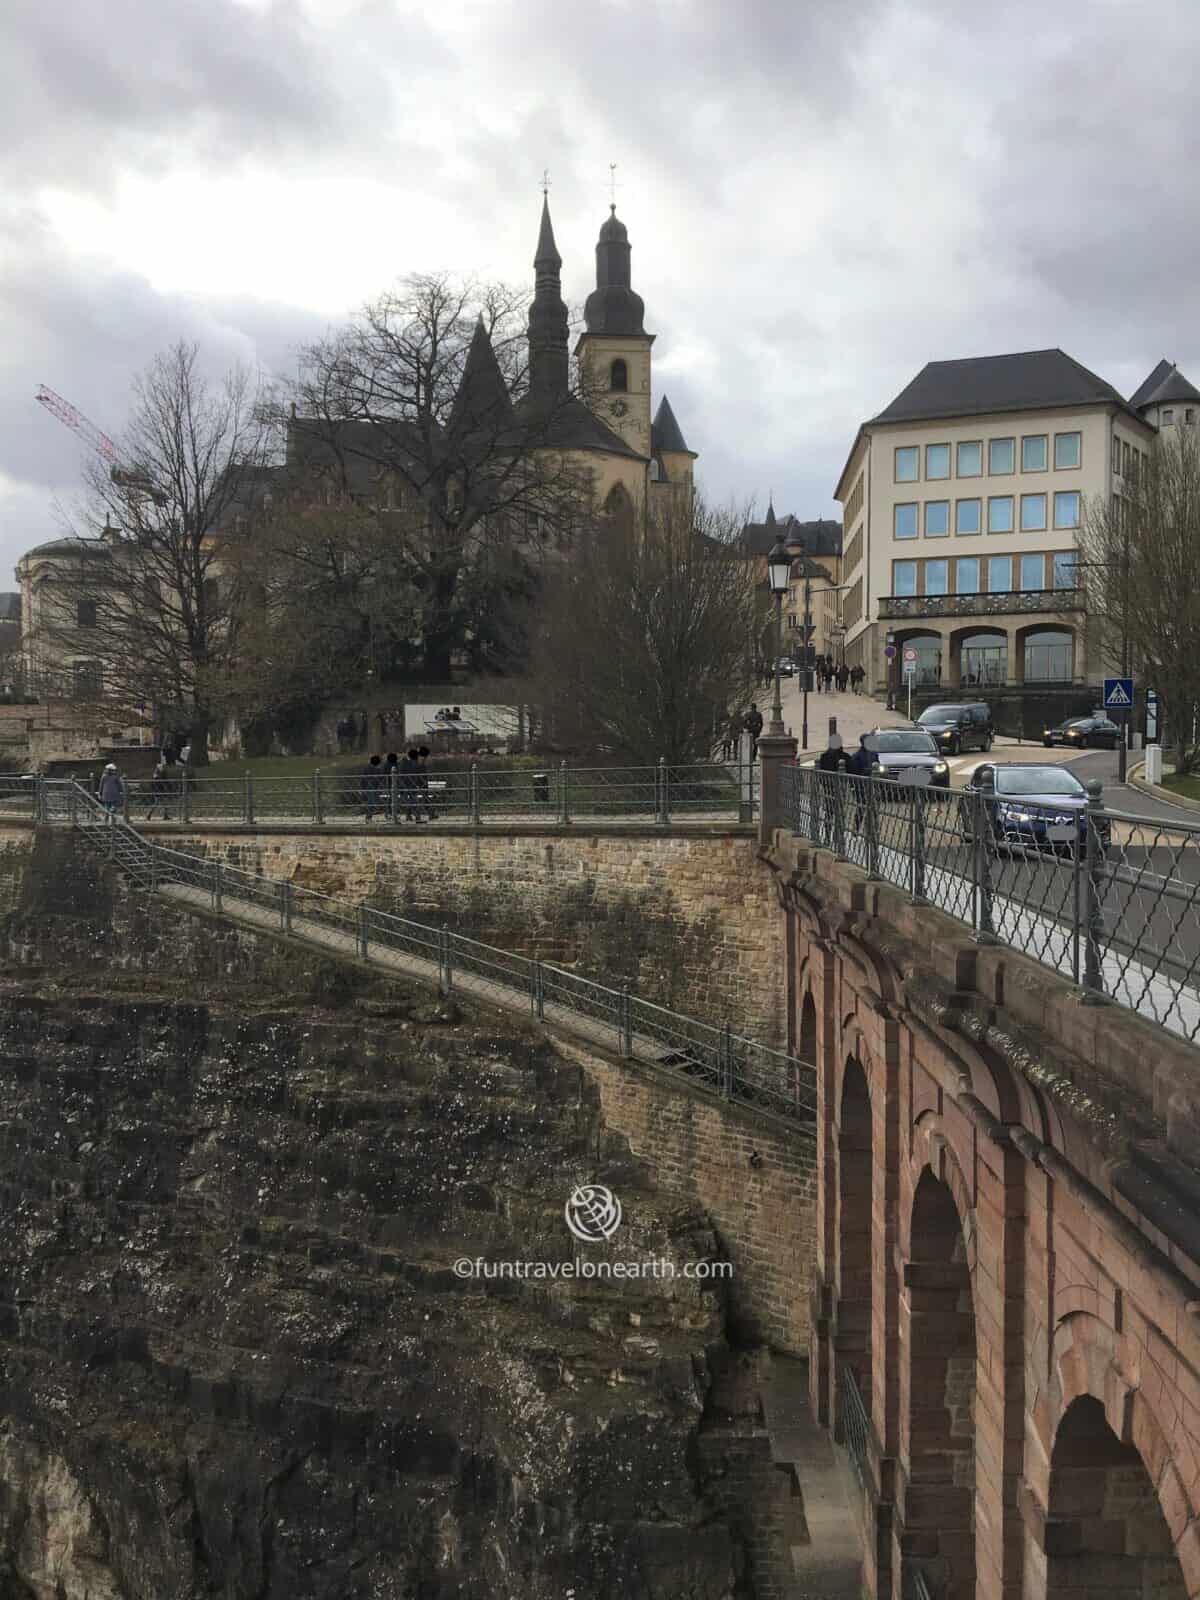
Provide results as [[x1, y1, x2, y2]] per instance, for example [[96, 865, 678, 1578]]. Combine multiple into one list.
[[156, 827, 788, 1045]]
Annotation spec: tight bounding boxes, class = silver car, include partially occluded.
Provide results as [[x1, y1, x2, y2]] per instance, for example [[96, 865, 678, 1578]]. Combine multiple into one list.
[[863, 729, 952, 793]]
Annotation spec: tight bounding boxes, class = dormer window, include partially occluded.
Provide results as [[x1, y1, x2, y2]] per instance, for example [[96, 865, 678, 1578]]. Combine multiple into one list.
[[610, 359, 628, 393]]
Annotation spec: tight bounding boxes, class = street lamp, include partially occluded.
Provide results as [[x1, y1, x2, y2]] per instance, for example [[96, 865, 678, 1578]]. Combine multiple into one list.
[[766, 536, 792, 736]]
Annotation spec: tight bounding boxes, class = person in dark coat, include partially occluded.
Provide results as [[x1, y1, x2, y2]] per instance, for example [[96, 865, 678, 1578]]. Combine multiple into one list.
[[400, 748, 420, 822], [361, 753, 383, 821], [148, 758, 173, 821], [745, 704, 764, 759], [816, 733, 847, 845]]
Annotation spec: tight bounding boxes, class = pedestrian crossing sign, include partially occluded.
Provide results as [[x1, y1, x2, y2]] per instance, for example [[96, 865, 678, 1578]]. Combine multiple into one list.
[[1103, 677, 1134, 709]]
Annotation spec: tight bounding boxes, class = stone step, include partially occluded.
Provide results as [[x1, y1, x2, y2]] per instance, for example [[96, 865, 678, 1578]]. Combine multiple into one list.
[[758, 1355, 865, 1598]]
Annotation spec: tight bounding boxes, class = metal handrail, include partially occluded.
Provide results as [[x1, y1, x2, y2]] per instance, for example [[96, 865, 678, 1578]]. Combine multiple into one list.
[[57, 760, 759, 828], [783, 763, 1200, 1044], [52, 779, 813, 1126], [839, 1364, 871, 1489]]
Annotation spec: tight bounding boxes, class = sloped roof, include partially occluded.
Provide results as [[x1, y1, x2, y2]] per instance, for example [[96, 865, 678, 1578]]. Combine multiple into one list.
[[513, 395, 646, 460], [651, 395, 692, 455], [872, 348, 1141, 425], [741, 515, 842, 558], [1130, 360, 1200, 410], [19, 536, 113, 564], [449, 317, 513, 442]]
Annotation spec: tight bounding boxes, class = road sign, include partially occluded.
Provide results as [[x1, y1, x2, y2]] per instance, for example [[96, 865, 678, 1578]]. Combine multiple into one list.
[[1146, 689, 1159, 742], [903, 661, 917, 678], [884, 645, 897, 660], [1103, 677, 1134, 709], [903, 647, 917, 663]]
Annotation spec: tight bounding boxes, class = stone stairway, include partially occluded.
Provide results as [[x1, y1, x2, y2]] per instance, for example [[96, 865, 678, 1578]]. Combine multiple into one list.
[[759, 1353, 865, 1598]]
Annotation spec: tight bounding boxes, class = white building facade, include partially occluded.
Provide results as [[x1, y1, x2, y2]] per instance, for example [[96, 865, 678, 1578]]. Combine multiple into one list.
[[834, 349, 1183, 697]]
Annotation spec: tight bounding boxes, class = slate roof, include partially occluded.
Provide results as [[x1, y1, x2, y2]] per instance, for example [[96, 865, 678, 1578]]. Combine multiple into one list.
[[19, 537, 113, 564], [651, 395, 692, 455], [741, 515, 843, 558], [1129, 360, 1200, 411], [513, 395, 646, 460], [0, 594, 19, 622], [872, 348, 1138, 425]]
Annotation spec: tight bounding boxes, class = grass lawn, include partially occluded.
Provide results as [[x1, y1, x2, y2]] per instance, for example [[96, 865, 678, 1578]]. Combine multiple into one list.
[[1160, 771, 1200, 803]]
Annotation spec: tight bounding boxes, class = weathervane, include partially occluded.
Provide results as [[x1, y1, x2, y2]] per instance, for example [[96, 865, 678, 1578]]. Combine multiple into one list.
[[609, 162, 618, 209], [542, 168, 551, 197]]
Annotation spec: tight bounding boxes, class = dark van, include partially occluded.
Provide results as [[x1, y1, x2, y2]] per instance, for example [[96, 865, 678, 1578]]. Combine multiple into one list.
[[915, 701, 994, 755]]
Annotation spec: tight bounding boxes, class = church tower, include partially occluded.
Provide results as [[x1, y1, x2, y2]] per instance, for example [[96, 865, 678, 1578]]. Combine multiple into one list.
[[528, 196, 569, 401], [574, 208, 655, 459]]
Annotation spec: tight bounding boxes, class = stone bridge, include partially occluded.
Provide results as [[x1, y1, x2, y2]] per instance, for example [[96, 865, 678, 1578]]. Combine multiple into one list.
[[764, 824, 1200, 1599]]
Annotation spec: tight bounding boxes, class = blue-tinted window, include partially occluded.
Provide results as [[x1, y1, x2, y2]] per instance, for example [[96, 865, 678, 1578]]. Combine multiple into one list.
[[895, 446, 919, 482], [955, 498, 981, 534], [925, 559, 949, 595], [894, 560, 918, 596], [956, 557, 980, 593], [1054, 431, 1081, 469], [988, 556, 1012, 592], [1020, 493, 1047, 531], [926, 443, 950, 480], [1020, 554, 1045, 591], [1053, 491, 1080, 529], [1053, 553, 1078, 589], [988, 495, 1014, 533], [895, 502, 918, 539], [989, 437, 1015, 474], [956, 440, 982, 477], [925, 500, 950, 537], [1022, 434, 1048, 472]]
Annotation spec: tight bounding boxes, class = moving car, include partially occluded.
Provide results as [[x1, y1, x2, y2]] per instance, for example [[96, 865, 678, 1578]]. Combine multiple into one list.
[[915, 702, 994, 755], [1042, 715, 1120, 750], [958, 762, 1110, 853], [863, 729, 951, 793], [776, 658, 796, 678]]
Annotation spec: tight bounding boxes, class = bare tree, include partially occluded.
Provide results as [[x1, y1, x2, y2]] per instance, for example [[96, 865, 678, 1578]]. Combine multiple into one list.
[[45, 341, 274, 760], [287, 273, 593, 681], [1077, 427, 1200, 771], [529, 496, 760, 766]]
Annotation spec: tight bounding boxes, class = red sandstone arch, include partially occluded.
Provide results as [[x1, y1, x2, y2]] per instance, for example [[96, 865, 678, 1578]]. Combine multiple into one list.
[[836, 1055, 873, 1423], [1045, 1395, 1191, 1598], [901, 1165, 978, 1600]]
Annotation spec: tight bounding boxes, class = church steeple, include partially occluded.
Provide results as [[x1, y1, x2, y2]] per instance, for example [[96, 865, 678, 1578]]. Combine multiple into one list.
[[528, 195, 569, 400], [584, 207, 646, 335]]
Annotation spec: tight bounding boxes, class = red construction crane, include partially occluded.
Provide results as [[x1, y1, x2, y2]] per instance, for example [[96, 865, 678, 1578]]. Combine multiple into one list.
[[35, 384, 166, 504]]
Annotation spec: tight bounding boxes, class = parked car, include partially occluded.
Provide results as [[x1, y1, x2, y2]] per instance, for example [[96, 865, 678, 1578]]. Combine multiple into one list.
[[958, 762, 1110, 853], [915, 702, 994, 755], [775, 659, 796, 678], [1042, 715, 1120, 750], [862, 729, 951, 793]]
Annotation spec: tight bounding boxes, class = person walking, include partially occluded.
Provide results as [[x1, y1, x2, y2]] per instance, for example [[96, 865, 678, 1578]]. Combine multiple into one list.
[[836, 662, 849, 693], [725, 711, 743, 763], [816, 732, 848, 846], [99, 762, 124, 814], [361, 753, 383, 821], [847, 732, 875, 831], [147, 757, 172, 820], [745, 703, 764, 760]]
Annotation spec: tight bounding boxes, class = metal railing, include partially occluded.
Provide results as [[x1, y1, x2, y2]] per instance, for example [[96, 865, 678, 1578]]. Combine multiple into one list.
[[839, 1365, 872, 1490], [34, 761, 759, 829], [782, 764, 1200, 1044], [907, 1566, 935, 1600], [43, 779, 813, 1125]]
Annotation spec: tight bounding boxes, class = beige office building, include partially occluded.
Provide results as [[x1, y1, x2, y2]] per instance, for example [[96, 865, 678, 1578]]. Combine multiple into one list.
[[834, 349, 1193, 695]]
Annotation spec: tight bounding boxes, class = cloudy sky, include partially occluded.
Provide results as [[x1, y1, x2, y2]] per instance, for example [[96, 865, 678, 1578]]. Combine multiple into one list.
[[4, 0, 1199, 580]]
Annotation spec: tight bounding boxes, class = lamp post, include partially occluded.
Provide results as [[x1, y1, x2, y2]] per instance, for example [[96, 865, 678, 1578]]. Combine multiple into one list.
[[766, 536, 792, 736]]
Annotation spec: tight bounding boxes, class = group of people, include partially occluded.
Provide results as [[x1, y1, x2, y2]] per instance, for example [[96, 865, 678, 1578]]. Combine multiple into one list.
[[718, 704, 765, 761], [146, 738, 193, 820], [360, 748, 437, 823], [810, 657, 865, 694]]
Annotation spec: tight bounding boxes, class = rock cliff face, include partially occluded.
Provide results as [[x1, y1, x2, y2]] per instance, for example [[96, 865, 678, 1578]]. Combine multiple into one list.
[[0, 893, 747, 1598]]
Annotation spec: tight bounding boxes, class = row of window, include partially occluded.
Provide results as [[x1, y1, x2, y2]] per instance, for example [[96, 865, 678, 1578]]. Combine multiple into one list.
[[895, 490, 1080, 539], [895, 432, 1080, 484], [74, 578, 217, 626], [891, 551, 1078, 598], [1112, 437, 1148, 482]]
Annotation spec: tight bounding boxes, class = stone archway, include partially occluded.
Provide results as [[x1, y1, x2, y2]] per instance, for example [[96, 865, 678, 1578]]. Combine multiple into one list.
[[903, 1167, 977, 1600], [836, 1056, 873, 1419], [1045, 1395, 1188, 1598]]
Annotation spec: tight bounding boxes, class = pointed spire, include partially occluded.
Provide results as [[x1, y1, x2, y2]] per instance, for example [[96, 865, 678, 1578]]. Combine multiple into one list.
[[535, 194, 561, 269], [450, 316, 512, 440], [651, 395, 690, 455], [528, 196, 569, 400]]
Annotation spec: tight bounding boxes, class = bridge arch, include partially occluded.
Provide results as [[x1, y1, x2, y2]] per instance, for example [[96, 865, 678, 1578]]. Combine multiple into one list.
[[900, 1162, 978, 1600], [836, 1054, 873, 1419]]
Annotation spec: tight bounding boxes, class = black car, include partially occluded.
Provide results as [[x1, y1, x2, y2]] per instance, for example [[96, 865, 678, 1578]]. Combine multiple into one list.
[[915, 702, 994, 755], [958, 762, 1110, 853], [1043, 715, 1120, 750], [862, 729, 952, 793]]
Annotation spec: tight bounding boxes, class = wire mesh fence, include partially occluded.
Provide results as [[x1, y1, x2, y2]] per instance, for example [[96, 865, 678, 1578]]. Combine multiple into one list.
[[47, 778, 810, 1125], [783, 763, 1200, 1044], [96, 761, 758, 828]]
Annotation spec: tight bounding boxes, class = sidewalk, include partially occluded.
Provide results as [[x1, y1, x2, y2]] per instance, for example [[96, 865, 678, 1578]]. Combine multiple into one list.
[[773, 685, 909, 758]]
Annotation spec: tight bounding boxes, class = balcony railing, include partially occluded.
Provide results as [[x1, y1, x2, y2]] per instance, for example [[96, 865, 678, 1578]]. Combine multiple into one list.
[[877, 587, 1083, 621]]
